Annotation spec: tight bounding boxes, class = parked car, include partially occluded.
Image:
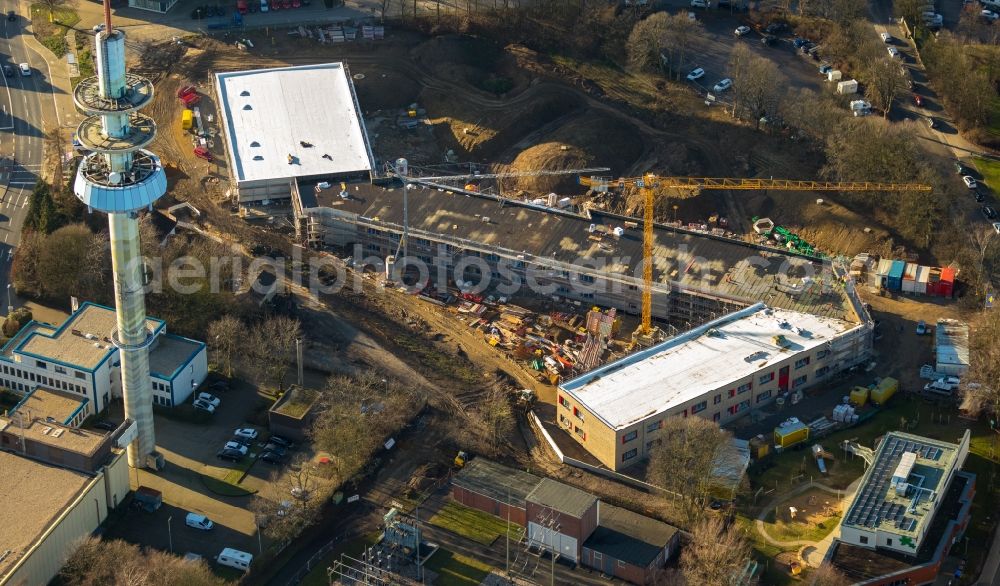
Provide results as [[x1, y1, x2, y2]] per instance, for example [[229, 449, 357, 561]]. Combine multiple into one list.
[[735, 25, 751, 36], [926, 116, 937, 129], [916, 320, 928, 335], [880, 31, 892, 43], [224, 441, 249, 454], [267, 435, 296, 449], [963, 175, 978, 189], [887, 47, 901, 59], [983, 205, 998, 220], [761, 34, 777, 46], [764, 22, 787, 34], [216, 449, 243, 462], [818, 64, 832, 75], [185, 513, 214, 530], [18, 63, 30, 76], [260, 451, 286, 464], [686, 67, 705, 81], [94, 420, 117, 431], [196, 392, 221, 408], [234, 428, 259, 440], [955, 160, 969, 175], [913, 94, 923, 107], [792, 37, 809, 48], [193, 399, 216, 413], [982, 9, 999, 21], [993, 221, 1000, 234], [975, 189, 986, 203], [263, 443, 287, 456], [713, 78, 733, 93], [690, 0, 707, 7], [2, 65, 11, 77], [208, 380, 230, 392]]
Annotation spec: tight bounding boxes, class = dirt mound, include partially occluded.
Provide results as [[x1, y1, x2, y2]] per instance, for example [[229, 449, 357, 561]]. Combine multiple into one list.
[[412, 34, 528, 95], [509, 113, 644, 193], [351, 67, 421, 111]]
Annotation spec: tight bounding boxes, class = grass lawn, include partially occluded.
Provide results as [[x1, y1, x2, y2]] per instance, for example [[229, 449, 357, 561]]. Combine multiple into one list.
[[761, 509, 841, 544], [428, 501, 523, 546], [424, 549, 493, 586], [298, 533, 380, 586], [198, 470, 256, 496], [973, 156, 1000, 188], [29, 5, 79, 57]]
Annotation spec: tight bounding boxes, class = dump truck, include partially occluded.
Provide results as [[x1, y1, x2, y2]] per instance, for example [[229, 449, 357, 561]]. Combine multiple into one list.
[[134, 486, 162, 512], [871, 377, 898, 406], [774, 418, 809, 449]]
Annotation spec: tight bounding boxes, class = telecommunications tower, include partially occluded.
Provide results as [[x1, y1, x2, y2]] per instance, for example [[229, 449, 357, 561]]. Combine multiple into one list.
[[73, 0, 166, 469]]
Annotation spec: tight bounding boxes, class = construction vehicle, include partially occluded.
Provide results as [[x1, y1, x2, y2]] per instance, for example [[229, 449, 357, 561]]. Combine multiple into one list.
[[577, 175, 932, 341], [454, 450, 469, 468]]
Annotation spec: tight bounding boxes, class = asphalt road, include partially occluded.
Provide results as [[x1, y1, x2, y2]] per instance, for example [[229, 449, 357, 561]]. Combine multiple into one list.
[[0, 3, 59, 316]]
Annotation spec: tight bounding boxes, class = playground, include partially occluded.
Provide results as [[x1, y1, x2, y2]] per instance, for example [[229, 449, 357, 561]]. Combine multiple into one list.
[[760, 486, 844, 544]]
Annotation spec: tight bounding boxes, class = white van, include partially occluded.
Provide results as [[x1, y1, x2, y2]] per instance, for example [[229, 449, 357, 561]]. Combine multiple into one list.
[[217, 548, 253, 571], [185, 513, 214, 530]]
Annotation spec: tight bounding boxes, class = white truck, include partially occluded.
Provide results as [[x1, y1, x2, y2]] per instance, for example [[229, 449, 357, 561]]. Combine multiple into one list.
[[850, 100, 872, 117]]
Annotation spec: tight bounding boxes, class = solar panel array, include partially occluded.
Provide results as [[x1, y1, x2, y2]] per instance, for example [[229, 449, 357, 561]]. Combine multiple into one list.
[[845, 436, 947, 531]]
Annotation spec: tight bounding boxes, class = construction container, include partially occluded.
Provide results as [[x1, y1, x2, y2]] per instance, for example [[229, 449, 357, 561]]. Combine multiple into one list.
[[849, 386, 869, 407], [837, 79, 858, 94], [774, 418, 809, 449], [181, 109, 193, 130], [749, 435, 770, 460], [873, 258, 893, 288], [902, 263, 919, 293], [871, 377, 898, 406], [827, 70, 843, 82], [939, 267, 955, 298], [925, 266, 942, 295], [887, 260, 905, 291], [915, 266, 930, 295]]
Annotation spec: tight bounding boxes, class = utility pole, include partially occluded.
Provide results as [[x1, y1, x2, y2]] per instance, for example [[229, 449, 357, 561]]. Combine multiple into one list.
[[167, 516, 173, 553], [505, 489, 510, 581], [295, 337, 304, 387]]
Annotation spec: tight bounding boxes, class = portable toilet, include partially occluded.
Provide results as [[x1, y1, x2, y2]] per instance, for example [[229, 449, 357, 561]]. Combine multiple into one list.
[[902, 263, 919, 293], [181, 109, 193, 130], [887, 260, 905, 291], [939, 267, 956, 298], [837, 79, 858, 94], [916, 266, 930, 295]]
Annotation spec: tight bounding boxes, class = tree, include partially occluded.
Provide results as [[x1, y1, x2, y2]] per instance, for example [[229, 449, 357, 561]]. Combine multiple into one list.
[[809, 563, 853, 586], [627, 12, 703, 79], [729, 45, 786, 129], [61, 536, 227, 586], [34, 223, 107, 304], [647, 416, 731, 525], [251, 453, 326, 544], [627, 12, 668, 72], [36, 0, 73, 21], [23, 182, 63, 235], [961, 310, 1000, 418], [207, 316, 246, 378], [476, 386, 514, 457], [894, 0, 926, 30], [828, 0, 866, 28], [865, 58, 908, 118], [680, 515, 753, 586], [248, 315, 301, 391], [659, 13, 704, 81]]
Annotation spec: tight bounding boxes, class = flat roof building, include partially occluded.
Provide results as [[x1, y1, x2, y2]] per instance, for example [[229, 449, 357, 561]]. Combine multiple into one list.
[[215, 63, 375, 203], [557, 303, 867, 470], [934, 319, 969, 377], [8, 387, 89, 428]]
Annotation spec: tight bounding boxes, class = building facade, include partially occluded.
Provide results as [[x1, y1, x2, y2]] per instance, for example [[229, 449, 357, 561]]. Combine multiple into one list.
[[555, 304, 868, 471], [0, 303, 207, 418]]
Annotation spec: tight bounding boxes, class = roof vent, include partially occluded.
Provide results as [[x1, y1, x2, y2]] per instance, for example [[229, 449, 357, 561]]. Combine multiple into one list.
[[253, 155, 264, 161], [240, 90, 250, 96], [242, 104, 252, 111], [250, 141, 260, 147], [51, 428, 65, 438]]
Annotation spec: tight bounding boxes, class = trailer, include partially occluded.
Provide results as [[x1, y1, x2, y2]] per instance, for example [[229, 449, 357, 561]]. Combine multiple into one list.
[[774, 418, 809, 449], [134, 486, 162, 512]]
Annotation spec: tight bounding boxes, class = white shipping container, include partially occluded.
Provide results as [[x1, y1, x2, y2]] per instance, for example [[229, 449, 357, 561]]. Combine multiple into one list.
[[828, 70, 843, 82], [837, 79, 859, 94]]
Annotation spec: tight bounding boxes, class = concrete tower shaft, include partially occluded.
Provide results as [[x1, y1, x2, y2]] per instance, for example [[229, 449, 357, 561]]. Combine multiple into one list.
[[73, 4, 166, 470]]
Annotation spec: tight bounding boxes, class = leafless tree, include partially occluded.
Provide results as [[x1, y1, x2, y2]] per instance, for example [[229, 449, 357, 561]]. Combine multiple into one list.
[[781, 88, 843, 138], [961, 310, 1000, 418], [248, 316, 301, 391], [729, 44, 786, 130], [628, 12, 703, 79], [36, 0, 74, 21], [207, 316, 246, 378], [61, 536, 227, 586], [476, 386, 514, 457], [809, 563, 853, 586], [647, 416, 731, 525], [968, 226, 999, 297], [659, 13, 704, 81], [864, 58, 908, 118], [894, 0, 926, 29], [680, 515, 753, 586], [627, 12, 669, 71]]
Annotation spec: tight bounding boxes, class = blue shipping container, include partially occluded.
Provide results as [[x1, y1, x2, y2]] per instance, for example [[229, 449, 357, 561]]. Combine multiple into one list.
[[887, 260, 905, 291]]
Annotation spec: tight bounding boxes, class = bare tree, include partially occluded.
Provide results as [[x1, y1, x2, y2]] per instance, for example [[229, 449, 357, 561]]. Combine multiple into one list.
[[729, 45, 786, 130], [36, 0, 73, 21], [627, 12, 669, 71], [647, 416, 731, 525], [961, 310, 1000, 418], [680, 515, 753, 586], [968, 225, 999, 297], [248, 316, 301, 391], [865, 58, 908, 118], [809, 563, 853, 586], [61, 536, 227, 586], [660, 13, 704, 81], [628, 12, 704, 79], [476, 386, 514, 457], [894, 0, 926, 30], [207, 315, 246, 378]]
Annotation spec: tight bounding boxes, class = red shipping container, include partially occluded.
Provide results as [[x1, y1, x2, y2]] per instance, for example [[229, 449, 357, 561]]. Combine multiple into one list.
[[939, 267, 955, 298]]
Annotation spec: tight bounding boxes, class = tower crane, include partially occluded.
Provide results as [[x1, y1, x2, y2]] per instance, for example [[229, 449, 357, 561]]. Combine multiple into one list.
[[388, 159, 609, 262], [579, 174, 933, 340]]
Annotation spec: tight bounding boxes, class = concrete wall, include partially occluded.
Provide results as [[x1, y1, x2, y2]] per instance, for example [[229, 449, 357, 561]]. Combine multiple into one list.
[[169, 345, 208, 407], [525, 500, 598, 562], [451, 486, 527, 527], [2, 451, 128, 586]]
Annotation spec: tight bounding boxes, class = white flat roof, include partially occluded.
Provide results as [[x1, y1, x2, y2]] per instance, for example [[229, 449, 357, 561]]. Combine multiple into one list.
[[561, 303, 859, 429], [216, 63, 373, 184]]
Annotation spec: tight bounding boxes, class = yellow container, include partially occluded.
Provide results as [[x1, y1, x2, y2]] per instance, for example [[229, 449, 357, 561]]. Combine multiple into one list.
[[871, 377, 898, 406], [849, 386, 869, 407], [181, 109, 193, 130]]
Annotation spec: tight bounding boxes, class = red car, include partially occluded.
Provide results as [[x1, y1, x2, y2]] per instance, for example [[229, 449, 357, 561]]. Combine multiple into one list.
[[177, 85, 196, 99], [194, 146, 213, 162], [181, 92, 201, 107], [237, 0, 248, 13], [913, 94, 923, 107]]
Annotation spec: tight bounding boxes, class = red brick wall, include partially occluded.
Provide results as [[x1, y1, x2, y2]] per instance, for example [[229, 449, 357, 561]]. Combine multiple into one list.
[[451, 486, 527, 527]]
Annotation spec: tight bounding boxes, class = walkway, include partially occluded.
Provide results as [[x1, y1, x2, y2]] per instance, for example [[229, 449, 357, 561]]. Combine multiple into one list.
[[754, 477, 863, 567]]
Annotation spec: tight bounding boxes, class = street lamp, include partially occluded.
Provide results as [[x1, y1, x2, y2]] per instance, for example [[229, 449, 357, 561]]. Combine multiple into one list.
[[167, 516, 173, 553], [381, 379, 388, 394], [6, 283, 12, 314]]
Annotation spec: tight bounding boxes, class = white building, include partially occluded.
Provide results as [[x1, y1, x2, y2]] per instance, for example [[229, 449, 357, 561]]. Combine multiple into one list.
[[934, 319, 969, 377], [215, 63, 375, 203], [0, 302, 208, 417], [839, 430, 970, 554]]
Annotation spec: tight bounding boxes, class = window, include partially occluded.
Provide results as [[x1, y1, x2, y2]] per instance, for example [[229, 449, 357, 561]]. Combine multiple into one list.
[[756, 390, 772, 403], [759, 372, 774, 385], [622, 430, 638, 443], [816, 349, 830, 359], [75, 371, 86, 380], [622, 449, 638, 462], [792, 375, 808, 388], [574, 426, 586, 440], [579, 275, 595, 284], [737, 382, 752, 394], [816, 366, 830, 378], [859, 536, 869, 544], [691, 400, 707, 414], [35, 360, 46, 369], [29, 373, 35, 382], [735, 400, 750, 413], [714, 394, 722, 405], [558, 395, 569, 408], [886, 538, 893, 547], [54, 365, 66, 375], [573, 407, 584, 422], [795, 357, 811, 369], [713, 412, 720, 422], [646, 420, 662, 433], [2, 365, 7, 374]]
